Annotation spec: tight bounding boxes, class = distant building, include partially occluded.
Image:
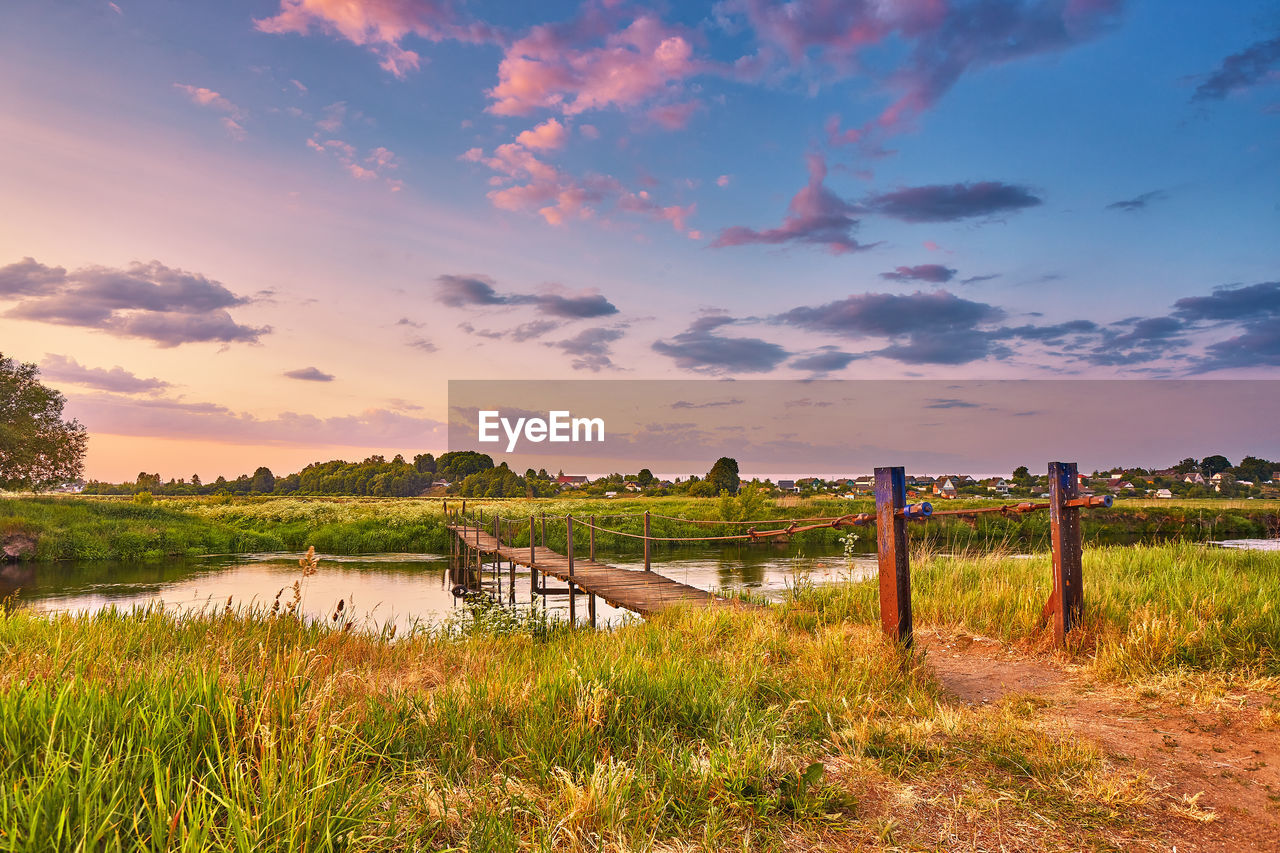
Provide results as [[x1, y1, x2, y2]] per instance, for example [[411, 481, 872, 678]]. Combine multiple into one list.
[[1184, 472, 1205, 485], [776, 479, 798, 492], [623, 481, 641, 491], [557, 475, 589, 487], [934, 478, 957, 499], [1155, 488, 1174, 499], [985, 478, 1010, 495]]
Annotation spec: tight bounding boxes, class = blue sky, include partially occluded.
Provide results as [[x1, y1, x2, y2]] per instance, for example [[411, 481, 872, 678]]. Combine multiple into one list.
[[0, 0, 1277, 478]]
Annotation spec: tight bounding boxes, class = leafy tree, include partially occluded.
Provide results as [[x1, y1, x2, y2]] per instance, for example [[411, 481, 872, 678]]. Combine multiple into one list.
[[413, 453, 437, 476], [637, 468, 655, 487], [436, 450, 493, 483], [1199, 455, 1231, 477], [0, 354, 87, 491], [251, 466, 276, 494], [1173, 457, 1199, 475], [191, 473, 202, 487], [1011, 465, 1031, 484], [706, 457, 740, 494], [1232, 455, 1275, 484]]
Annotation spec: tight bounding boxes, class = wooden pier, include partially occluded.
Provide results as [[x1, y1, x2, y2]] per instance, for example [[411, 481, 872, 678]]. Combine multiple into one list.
[[448, 522, 744, 619]]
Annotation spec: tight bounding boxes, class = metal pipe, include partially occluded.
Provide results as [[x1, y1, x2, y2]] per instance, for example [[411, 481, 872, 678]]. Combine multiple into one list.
[[1066, 494, 1112, 508], [896, 502, 933, 519]]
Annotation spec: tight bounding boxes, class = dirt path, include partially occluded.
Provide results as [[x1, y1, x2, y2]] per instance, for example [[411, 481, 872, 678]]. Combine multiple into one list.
[[921, 629, 1280, 852]]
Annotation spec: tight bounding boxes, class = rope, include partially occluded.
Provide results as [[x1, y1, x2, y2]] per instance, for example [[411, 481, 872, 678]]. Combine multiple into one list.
[[574, 513, 874, 542]]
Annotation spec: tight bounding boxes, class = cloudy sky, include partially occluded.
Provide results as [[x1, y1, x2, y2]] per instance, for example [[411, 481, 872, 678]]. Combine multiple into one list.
[[1, 0, 1277, 480]]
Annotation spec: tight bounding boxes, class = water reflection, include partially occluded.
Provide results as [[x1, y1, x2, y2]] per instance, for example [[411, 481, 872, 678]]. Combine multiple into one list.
[[8, 543, 871, 631]]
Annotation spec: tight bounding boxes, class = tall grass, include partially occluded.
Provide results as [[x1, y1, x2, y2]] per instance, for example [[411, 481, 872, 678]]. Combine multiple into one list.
[[0, 594, 1160, 851], [796, 542, 1280, 678]]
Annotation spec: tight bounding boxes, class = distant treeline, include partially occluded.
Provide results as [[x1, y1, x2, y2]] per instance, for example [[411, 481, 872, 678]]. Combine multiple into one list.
[[80, 453, 743, 499], [82, 451, 495, 498]]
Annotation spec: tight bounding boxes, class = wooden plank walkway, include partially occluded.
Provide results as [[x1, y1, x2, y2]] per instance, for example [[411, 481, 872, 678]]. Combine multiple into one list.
[[448, 524, 747, 617]]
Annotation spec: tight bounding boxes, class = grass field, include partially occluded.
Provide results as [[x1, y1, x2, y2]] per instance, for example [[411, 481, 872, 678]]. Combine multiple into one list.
[[0, 542, 1275, 850], [3, 493, 1278, 562]]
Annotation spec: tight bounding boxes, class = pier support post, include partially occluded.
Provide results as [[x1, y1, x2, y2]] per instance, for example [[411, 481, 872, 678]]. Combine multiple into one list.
[[529, 514, 538, 603], [1048, 461, 1084, 645], [541, 512, 546, 548], [643, 510, 651, 572], [567, 514, 576, 623], [874, 466, 912, 648]]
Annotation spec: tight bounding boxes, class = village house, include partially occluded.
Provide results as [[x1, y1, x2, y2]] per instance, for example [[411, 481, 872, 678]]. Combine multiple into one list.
[[556, 474, 589, 488], [1184, 472, 1206, 485], [1155, 488, 1174, 499], [623, 481, 642, 492], [985, 478, 1011, 495], [776, 479, 798, 493], [933, 477, 958, 499]]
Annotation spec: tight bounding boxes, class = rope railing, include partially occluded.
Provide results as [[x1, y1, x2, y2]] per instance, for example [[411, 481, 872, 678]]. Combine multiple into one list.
[[451, 497, 1119, 545]]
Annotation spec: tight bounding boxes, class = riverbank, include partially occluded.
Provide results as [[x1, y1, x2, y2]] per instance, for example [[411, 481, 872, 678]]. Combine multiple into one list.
[[3, 494, 1279, 562], [2, 542, 1276, 851]]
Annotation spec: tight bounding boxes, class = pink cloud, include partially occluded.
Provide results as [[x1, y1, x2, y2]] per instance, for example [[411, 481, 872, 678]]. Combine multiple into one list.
[[646, 100, 702, 130], [173, 84, 247, 139], [711, 153, 872, 254], [173, 84, 243, 117], [308, 137, 401, 188], [515, 117, 568, 150], [716, 174, 731, 187], [254, 0, 498, 78], [721, 0, 1121, 141], [488, 13, 700, 117], [580, 124, 600, 139]]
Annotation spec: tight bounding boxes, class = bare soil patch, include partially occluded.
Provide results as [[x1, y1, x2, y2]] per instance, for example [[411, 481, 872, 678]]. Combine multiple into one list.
[[921, 628, 1280, 852]]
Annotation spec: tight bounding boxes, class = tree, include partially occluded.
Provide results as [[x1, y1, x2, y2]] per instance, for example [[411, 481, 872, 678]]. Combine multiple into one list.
[[706, 457, 740, 495], [637, 468, 654, 487], [1200, 455, 1231, 477], [251, 466, 275, 494], [413, 453, 436, 476], [1234, 455, 1276, 484], [0, 354, 87, 491], [191, 473, 202, 487], [1011, 465, 1031, 484], [1173, 457, 1199, 475]]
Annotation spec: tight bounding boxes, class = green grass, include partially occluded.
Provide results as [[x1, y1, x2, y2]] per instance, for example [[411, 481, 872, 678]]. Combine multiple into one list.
[[795, 542, 1280, 679], [3, 541, 1277, 849], [0, 598, 1164, 852], [4, 493, 1278, 563]]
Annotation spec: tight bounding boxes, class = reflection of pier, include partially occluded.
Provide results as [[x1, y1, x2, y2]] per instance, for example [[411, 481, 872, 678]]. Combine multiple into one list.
[[447, 523, 744, 625]]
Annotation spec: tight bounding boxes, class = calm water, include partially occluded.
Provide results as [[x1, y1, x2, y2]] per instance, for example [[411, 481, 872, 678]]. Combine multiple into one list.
[[2, 544, 876, 631]]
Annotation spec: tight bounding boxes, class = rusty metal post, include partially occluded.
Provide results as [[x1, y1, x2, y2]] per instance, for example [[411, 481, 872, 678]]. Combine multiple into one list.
[[874, 466, 912, 647], [643, 510, 651, 572], [529, 514, 538, 603], [1048, 461, 1084, 645], [567, 514, 576, 623]]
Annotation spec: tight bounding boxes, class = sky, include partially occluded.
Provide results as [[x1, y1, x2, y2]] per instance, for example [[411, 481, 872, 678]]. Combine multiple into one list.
[[0, 0, 1278, 481]]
